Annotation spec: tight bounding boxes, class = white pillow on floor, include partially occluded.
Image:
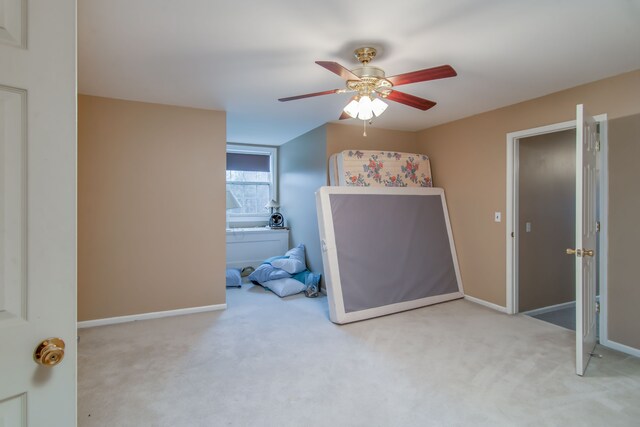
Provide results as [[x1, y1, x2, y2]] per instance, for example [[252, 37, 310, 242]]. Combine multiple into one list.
[[262, 278, 305, 297], [225, 268, 242, 287], [271, 244, 306, 274]]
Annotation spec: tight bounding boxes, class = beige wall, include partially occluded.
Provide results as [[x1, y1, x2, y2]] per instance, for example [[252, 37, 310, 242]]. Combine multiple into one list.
[[518, 130, 576, 312], [417, 70, 640, 306], [326, 123, 419, 155], [78, 95, 227, 321], [608, 114, 640, 350], [279, 125, 328, 275]]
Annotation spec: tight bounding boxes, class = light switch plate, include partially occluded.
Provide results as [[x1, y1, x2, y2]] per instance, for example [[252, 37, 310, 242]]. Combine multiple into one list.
[[494, 212, 501, 222]]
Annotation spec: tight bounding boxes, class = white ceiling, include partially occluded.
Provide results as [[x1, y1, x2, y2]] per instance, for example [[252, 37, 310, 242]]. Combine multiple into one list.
[[78, 0, 640, 146]]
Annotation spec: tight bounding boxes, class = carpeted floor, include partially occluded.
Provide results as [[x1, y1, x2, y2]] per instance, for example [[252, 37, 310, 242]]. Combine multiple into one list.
[[78, 284, 640, 426]]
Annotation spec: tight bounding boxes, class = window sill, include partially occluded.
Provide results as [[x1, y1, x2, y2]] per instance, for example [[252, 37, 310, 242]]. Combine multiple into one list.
[[226, 226, 289, 233], [228, 218, 269, 228]]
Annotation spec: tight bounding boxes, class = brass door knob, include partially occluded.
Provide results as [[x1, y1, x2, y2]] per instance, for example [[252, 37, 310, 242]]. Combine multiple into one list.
[[566, 248, 594, 257], [566, 248, 582, 257], [34, 338, 65, 367]]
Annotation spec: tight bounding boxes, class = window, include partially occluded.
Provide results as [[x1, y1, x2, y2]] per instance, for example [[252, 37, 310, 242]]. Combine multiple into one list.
[[226, 144, 277, 222]]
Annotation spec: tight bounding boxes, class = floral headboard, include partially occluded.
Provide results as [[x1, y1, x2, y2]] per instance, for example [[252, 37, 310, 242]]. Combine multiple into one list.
[[341, 150, 433, 187]]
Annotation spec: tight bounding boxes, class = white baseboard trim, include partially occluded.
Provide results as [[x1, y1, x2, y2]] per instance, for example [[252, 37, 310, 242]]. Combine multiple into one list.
[[601, 338, 640, 358], [77, 304, 227, 328], [464, 295, 508, 313], [521, 301, 575, 317]]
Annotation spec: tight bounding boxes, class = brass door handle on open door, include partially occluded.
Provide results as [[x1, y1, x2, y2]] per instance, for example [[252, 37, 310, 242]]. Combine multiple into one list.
[[34, 338, 65, 367], [566, 248, 594, 257]]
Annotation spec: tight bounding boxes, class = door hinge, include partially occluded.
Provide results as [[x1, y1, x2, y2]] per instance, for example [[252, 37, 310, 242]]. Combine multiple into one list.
[[596, 138, 601, 152], [596, 221, 601, 232], [596, 301, 600, 313]]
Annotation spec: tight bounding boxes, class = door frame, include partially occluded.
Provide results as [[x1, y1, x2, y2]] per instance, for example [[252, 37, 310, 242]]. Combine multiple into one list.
[[505, 115, 608, 341]]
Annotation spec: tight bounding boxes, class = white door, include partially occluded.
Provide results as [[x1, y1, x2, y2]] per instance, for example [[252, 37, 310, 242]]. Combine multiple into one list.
[[0, 1, 76, 425], [572, 104, 598, 376]]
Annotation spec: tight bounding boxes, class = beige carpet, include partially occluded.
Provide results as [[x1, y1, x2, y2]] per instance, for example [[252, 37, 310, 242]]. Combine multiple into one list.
[[78, 284, 640, 426]]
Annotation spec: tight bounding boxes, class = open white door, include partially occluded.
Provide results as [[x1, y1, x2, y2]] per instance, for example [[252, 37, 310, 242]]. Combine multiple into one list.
[[0, 1, 76, 424], [571, 104, 598, 376]]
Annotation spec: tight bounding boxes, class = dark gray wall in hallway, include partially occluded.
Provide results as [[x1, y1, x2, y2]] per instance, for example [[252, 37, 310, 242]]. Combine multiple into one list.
[[518, 129, 576, 312]]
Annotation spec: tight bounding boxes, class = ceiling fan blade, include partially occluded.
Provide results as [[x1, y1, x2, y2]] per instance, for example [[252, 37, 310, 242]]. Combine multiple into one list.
[[316, 61, 361, 81], [278, 89, 341, 102], [385, 90, 436, 111], [339, 111, 351, 120], [386, 65, 457, 87]]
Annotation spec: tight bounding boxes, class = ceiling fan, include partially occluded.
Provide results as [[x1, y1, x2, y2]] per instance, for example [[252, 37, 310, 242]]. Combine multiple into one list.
[[278, 47, 457, 121]]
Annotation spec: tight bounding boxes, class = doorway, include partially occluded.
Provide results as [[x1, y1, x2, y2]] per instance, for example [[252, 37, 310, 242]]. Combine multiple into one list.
[[505, 116, 608, 339], [517, 129, 577, 329]]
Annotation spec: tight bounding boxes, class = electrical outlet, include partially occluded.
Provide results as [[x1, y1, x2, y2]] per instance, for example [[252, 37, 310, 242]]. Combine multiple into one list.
[[526, 222, 532, 232], [494, 212, 501, 222]]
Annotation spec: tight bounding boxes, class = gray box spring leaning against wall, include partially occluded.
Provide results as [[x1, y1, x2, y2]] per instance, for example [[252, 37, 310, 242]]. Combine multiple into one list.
[[315, 186, 464, 324]]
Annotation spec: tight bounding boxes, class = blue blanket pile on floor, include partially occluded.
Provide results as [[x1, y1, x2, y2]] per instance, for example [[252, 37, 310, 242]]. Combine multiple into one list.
[[248, 244, 321, 297]]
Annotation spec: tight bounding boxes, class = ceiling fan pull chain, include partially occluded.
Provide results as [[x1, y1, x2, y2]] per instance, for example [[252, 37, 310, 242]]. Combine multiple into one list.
[[363, 120, 367, 137]]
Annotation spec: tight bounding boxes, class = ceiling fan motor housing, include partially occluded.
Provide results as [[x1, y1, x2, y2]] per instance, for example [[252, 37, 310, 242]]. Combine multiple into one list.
[[348, 47, 393, 97], [348, 66, 392, 97], [352, 66, 385, 79]]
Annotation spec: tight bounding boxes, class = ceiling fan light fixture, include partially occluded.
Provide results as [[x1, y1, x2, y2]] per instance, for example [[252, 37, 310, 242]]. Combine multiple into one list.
[[357, 95, 374, 120], [343, 94, 388, 121], [371, 97, 388, 117], [343, 98, 360, 119]]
